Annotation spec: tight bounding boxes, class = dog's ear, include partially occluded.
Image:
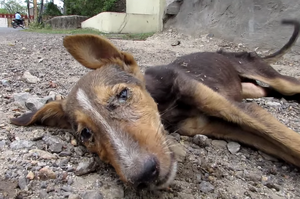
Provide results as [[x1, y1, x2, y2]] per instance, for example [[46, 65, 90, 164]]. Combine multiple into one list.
[[10, 100, 71, 129], [63, 34, 144, 82]]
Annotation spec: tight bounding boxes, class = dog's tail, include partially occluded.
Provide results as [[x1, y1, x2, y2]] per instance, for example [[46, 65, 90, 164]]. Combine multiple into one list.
[[262, 19, 300, 63]]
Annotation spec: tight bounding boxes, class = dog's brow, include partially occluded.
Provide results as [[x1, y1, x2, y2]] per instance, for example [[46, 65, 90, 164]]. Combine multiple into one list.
[[76, 88, 141, 172]]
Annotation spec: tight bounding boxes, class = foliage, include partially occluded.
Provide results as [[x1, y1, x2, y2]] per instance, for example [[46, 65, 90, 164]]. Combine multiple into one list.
[[43, 2, 62, 17], [24, 28, 155, 41], [63, 0, 117, 17], [0, 8, 9, 14], [2, 0, 26, 14]]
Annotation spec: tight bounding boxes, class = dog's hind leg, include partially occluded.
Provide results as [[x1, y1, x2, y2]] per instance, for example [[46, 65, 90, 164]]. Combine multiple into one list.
[[179, 116, 292, 164], [175, 76, 300, 167]]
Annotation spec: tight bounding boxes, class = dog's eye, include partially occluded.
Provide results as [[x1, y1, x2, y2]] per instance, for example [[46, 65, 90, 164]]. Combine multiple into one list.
[[80, 128, 93, 142], [117, 88, 128, 103]]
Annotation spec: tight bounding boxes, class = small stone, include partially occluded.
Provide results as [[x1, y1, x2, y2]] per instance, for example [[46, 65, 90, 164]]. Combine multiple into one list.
[[39, 190, 48, 198], [1, 79, 9, 86], [227, 142, 241, 154], [69, 194, 81, 199], [10, 140, 34, 150], [29, 149, 58, 159], [39, 167, 56, 180], [211, 140, 227, 148], [71, 139, 77, 146], [18, 176, 28, 190], [75, 158, 98, 176], [259, 151, 278, 162], [38, 58, 44, 63], [26, 171, 35, 180], [49, 142, 63, 153], [22, 71, 40, 84], [81, 190, 103, 199], [193, 135, 208, 147], [266, 101, 281, 107], [199, 181, 215, 193]]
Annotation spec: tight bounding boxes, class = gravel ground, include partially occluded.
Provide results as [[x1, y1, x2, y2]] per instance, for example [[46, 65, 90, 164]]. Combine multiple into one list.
[[0, 29, 300, 199]]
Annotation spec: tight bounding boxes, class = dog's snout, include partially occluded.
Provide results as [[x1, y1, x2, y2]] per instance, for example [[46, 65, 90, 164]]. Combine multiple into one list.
[[134, 157, 159, 188]]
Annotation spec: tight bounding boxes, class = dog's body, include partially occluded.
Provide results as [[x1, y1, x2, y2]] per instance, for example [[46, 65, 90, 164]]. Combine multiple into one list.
[[10, 20, 300, 190]]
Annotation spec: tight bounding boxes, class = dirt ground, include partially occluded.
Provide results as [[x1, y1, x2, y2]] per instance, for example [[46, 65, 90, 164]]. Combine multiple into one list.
[[0, 29, 300, 199]]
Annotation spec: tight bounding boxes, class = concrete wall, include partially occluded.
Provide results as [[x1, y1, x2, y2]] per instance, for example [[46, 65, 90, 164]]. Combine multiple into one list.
[[165, 0, 300, 52], [82, 12, 159, 33], [126, 0, 163, 14], [81, 0, 165, 34], [0, 18, 7, 27]]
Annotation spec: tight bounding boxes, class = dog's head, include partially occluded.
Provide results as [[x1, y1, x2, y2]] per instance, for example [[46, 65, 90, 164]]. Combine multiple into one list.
[[10, 34, 177, 189]]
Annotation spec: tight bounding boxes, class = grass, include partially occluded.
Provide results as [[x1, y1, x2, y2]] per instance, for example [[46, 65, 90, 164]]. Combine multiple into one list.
[[23, 27, 155, 41]]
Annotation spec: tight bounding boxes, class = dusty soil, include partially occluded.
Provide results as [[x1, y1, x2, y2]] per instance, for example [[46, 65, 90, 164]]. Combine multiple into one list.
[[0, 29, 300, 199]]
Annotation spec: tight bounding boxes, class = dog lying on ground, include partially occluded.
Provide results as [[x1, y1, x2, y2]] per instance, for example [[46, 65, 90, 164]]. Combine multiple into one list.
[[10, 19, 300, 190]]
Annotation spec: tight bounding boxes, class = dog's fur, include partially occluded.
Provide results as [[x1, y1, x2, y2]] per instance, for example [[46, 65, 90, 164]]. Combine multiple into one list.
[[10, 19, 300, 189]]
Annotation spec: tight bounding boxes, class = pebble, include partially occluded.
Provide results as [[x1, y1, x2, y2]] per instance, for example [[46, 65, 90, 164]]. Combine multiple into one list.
[[39, 190, 48, 198], [26, 171, 35, 180], [49, 142, 63, 153], [192, 134, 209, 147], [1, 79, 9, 86], [18, 175, 28, 190], [199, 181, 215, 193], [266, 101, 281, 107], [38, 167, 56, 180], [75, 158, 98, 176], [22, 71, 40, 84], [81, 190, 103, 199], [10, 140, 34, 150], [227, 141, 241, 154], [211, 140, 227, 148], [29, 149, 58, 159], [69, 194, 81, 199]]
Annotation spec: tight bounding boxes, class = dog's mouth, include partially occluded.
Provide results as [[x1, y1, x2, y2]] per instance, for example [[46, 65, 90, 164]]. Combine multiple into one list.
[[155, 152, 178, 189]]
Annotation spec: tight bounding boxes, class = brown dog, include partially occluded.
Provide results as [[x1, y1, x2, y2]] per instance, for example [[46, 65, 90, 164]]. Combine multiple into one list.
[[10, 19, 300, 190]]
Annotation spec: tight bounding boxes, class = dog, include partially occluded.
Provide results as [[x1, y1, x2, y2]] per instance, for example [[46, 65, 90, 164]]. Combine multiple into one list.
[[10, 19, 300, 190]]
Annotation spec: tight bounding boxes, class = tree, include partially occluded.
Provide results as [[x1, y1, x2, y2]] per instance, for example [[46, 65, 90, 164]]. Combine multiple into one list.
[[3, 0, 26, 14], [61, 0, 117, 17]]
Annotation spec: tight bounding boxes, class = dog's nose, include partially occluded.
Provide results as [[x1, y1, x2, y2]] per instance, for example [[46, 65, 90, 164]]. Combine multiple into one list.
[[134, 157, 159, 188]]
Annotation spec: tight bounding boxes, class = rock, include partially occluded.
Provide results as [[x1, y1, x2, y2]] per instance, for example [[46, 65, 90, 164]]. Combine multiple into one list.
[[227, 142, 241, 154], [38, 167, 56, 180], [69, 194, 81, 199], [199, 181, 215, 193], [166, 0, 182, 15], [39, 190, 48, 198], [18, 175, 28, 190], [26, 171, 35, 180], [29, 149, 58, 159], [22, 71, 40, 84], [211, 140, 227, 148], [13, 92, 31, 107], [259, 151, 278, 162], [193, 135, 209, 147], [49, 142, 63, 153], [266, 101, 281, 108], [81, 190, 103, 199], [0, 140, 6, 148], [10, 140, 34, 150], [43, 135, 65, 153], [71, 139, 77, 146], [1, 79, 9, 86], [75, 157, 98, 176], [25, 97, 46, 111]]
